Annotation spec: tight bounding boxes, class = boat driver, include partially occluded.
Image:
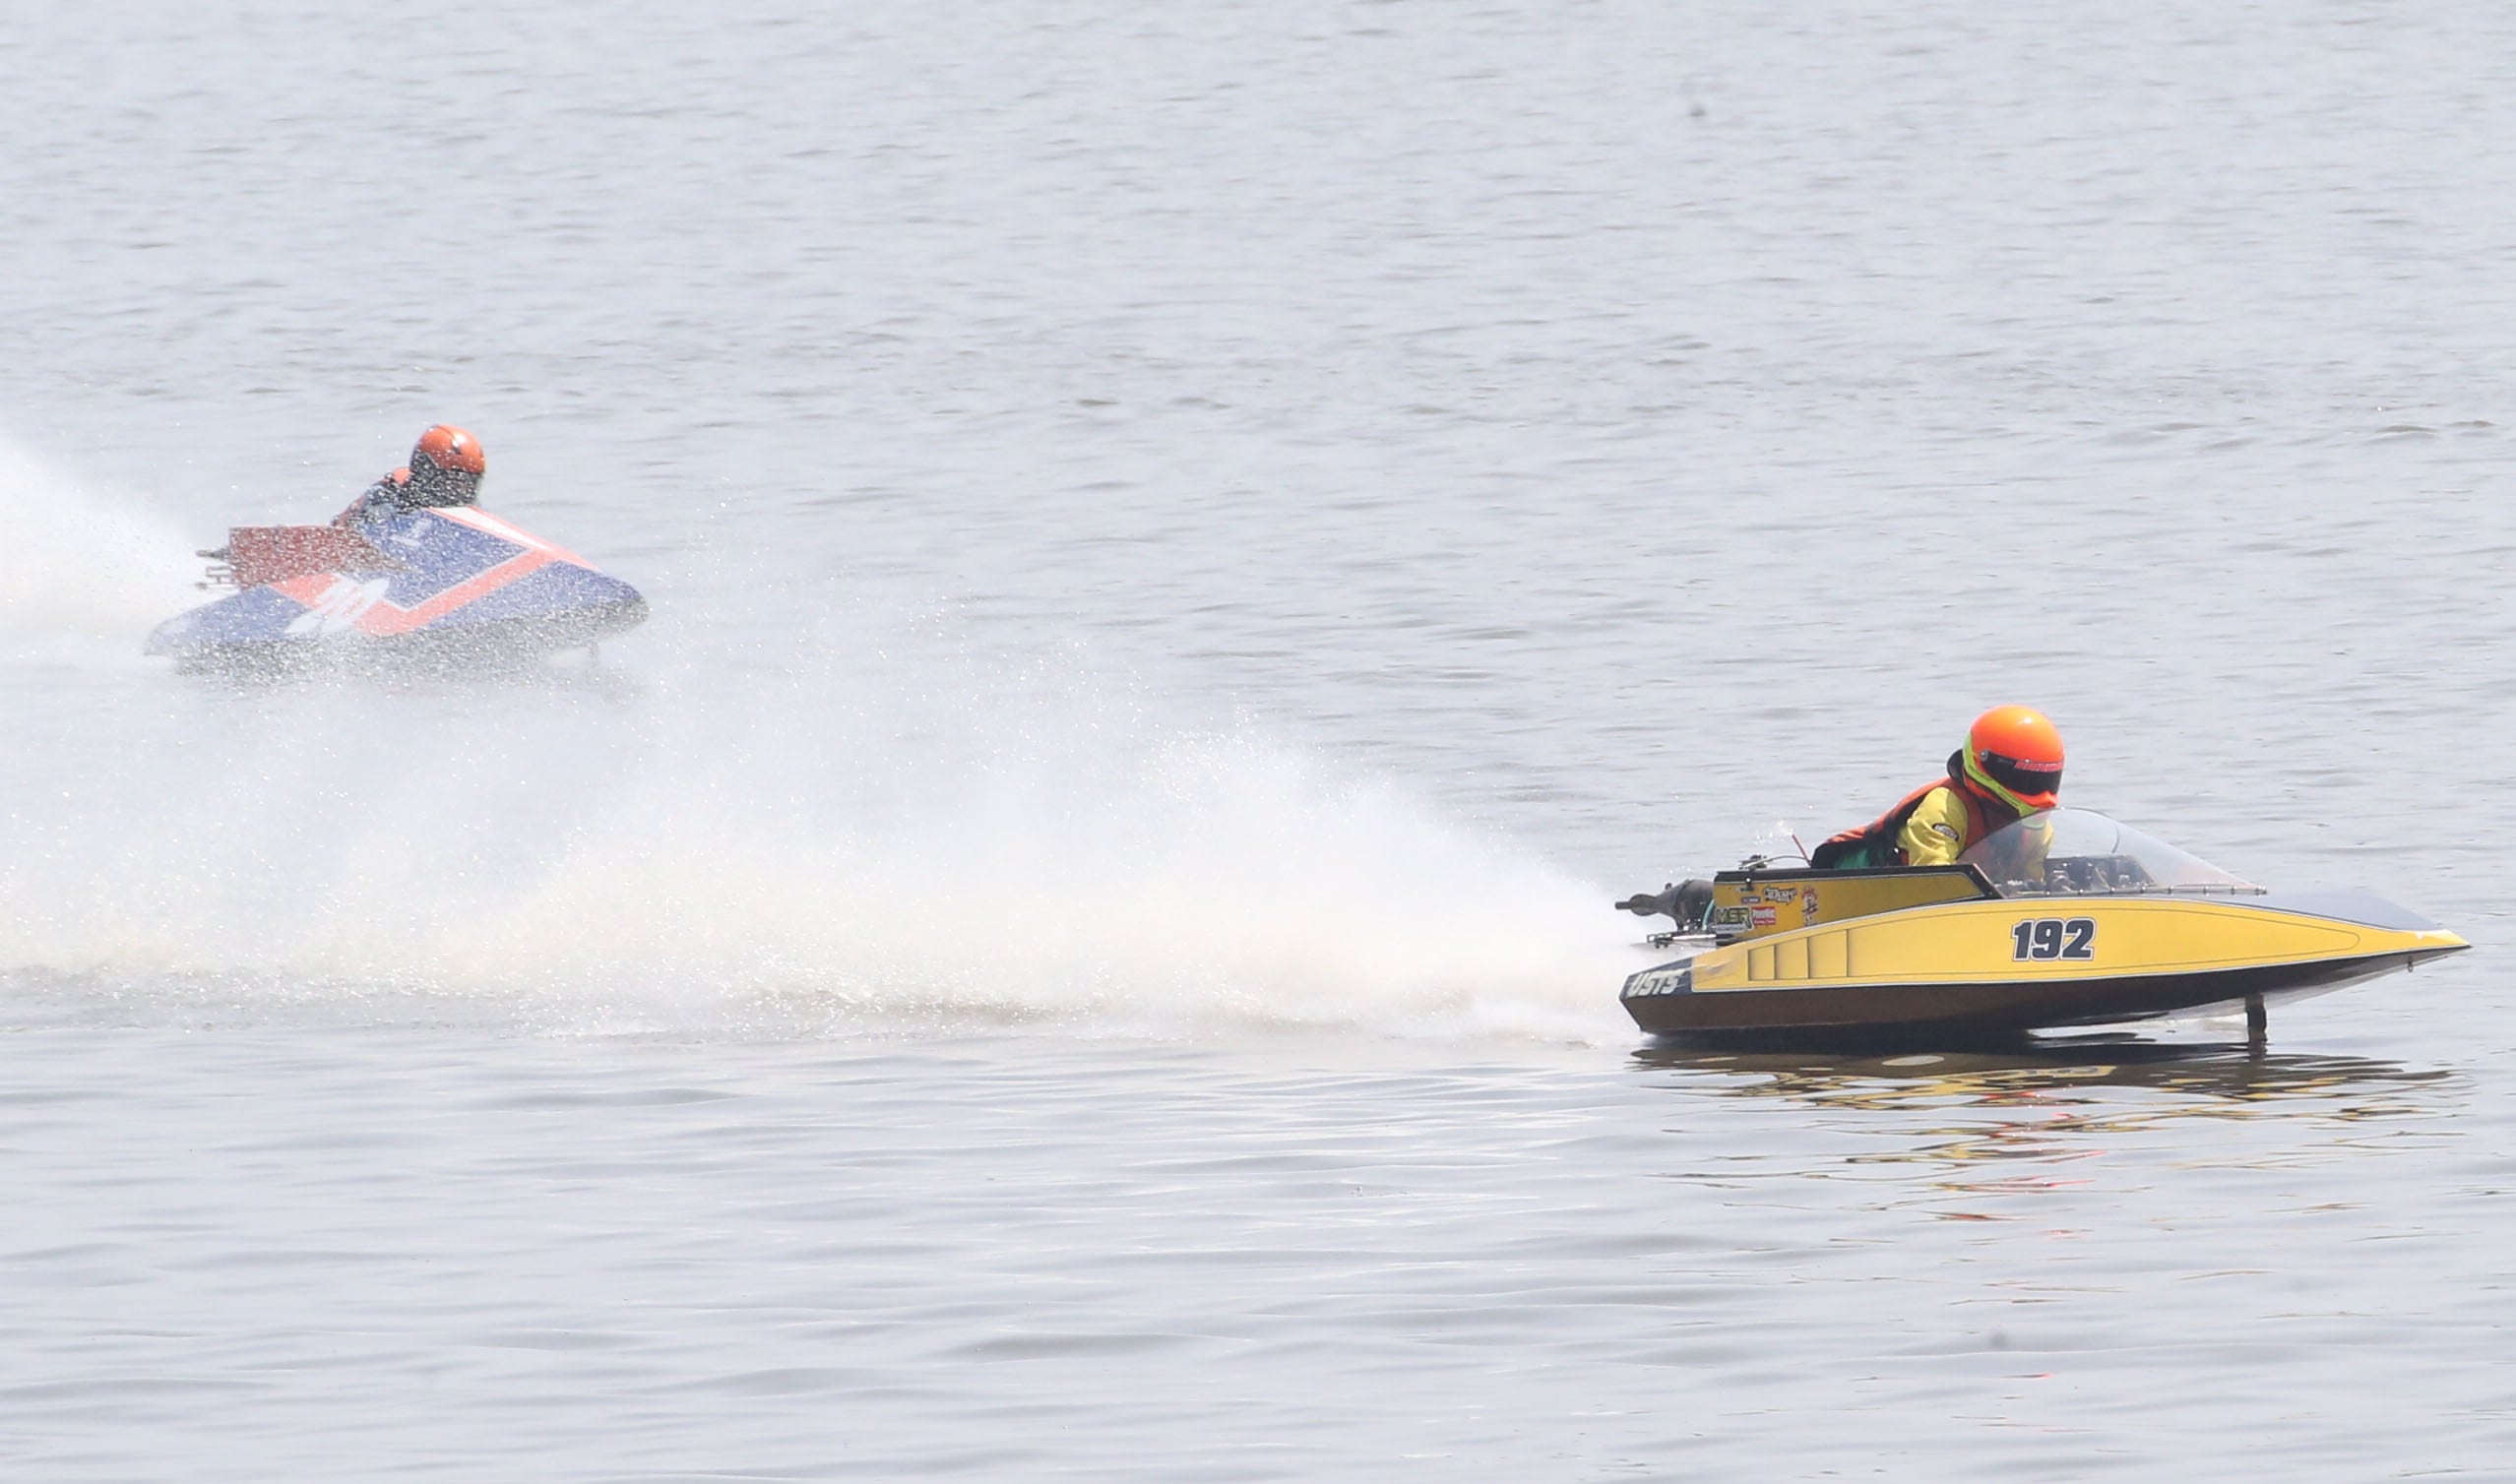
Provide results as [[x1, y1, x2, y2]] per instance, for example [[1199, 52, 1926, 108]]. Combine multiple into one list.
[[334, 424, 486, 526], [1809, 706, 2064, 871]]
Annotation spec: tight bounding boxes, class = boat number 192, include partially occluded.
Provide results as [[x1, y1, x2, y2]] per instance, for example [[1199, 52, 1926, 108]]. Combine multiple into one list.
[[2012, 917, 2097, 960]]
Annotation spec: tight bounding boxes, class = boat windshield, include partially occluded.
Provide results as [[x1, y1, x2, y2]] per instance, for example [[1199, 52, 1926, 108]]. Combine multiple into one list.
[[1958, 808, 2264, 897]]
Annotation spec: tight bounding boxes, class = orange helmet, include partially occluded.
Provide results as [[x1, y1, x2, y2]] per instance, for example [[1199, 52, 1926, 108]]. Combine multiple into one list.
[[410, 424, 485, 477], [1961, 705, 2064, 813]]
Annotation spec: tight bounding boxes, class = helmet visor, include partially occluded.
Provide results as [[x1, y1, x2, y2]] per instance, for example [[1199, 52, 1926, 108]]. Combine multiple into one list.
[[1977, 750, 2062, 801]]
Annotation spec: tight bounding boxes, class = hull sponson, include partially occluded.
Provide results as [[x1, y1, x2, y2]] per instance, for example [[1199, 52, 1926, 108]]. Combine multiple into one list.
[[146, 505, 646, 669], [1619, 887, 2471, 1042], [1621, 948, 2463, 1041], [157, 599, 648, 679]]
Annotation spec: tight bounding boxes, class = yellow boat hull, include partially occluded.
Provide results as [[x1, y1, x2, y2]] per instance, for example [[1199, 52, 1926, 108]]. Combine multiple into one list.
[[1622, 888, 2468, 1040]]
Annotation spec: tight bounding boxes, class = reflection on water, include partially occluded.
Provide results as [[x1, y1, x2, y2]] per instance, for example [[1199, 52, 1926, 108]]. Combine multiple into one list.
[[1633, 1037, 2463, 1183], [1635, 1036, 2455, 1107]]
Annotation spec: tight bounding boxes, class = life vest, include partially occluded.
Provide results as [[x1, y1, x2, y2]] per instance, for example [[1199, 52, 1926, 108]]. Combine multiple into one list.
[[1809, 756, 2009, 870], [332, 465, 478, 527]]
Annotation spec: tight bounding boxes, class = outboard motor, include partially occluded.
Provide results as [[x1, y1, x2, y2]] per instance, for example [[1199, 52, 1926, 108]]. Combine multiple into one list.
[[1617, 879, 1715, 933]]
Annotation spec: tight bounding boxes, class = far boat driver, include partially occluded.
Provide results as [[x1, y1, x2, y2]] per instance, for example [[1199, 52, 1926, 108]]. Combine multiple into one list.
[[1810, 706, 2064, 871], [334, 424, 486, 526]]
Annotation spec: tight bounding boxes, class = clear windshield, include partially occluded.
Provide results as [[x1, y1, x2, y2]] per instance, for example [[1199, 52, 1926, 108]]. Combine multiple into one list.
[[1957, 808, 2263, 897]]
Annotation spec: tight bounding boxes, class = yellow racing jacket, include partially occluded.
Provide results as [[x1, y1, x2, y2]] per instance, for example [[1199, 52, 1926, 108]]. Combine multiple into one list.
[[1811, 763, 2022, 872]]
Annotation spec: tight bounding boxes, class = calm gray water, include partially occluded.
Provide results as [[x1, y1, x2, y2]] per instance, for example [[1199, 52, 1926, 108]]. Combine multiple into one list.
[[3, 2, 2512, 1478]]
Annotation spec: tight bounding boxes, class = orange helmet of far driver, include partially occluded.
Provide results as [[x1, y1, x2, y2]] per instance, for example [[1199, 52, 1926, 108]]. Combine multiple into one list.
[[1962, 705, 2064, 814], [410, 424, 485, 476]]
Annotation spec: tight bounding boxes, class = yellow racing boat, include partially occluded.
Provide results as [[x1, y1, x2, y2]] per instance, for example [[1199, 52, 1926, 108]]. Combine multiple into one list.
[[1615, 809, 2468, 1043]]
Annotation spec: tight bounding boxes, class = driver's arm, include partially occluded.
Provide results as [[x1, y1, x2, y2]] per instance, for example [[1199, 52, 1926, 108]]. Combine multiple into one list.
[[1895, 788, 1969, 867]]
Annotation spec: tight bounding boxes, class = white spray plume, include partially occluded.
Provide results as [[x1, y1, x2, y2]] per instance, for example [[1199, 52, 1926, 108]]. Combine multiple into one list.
[[0, 439, 202, 660], [0, 590, 1640, 1045]]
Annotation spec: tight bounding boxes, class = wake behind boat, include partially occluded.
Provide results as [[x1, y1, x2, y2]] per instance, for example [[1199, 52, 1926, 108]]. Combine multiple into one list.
[[1615, 809, 2468, 1045], [147, 503, 647, 676]]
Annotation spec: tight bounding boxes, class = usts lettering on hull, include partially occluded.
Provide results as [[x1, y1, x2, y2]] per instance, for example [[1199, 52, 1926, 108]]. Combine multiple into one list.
[[1613, 810, 2468, 1046], [148, 506, 647, 677]]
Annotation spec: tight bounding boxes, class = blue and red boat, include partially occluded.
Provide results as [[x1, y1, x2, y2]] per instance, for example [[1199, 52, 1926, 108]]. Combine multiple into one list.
[[147, 505, 647, 674]]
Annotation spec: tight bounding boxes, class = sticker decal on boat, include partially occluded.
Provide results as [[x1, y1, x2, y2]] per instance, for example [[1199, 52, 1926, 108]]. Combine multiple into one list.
[[283, 576, 395, 637], [1623, 965, 1693, 998], [2011, 917, 2097, 960]]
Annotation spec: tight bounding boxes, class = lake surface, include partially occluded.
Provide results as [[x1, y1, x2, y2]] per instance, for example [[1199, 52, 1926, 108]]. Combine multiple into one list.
[[2, 2, 2510, 1477]]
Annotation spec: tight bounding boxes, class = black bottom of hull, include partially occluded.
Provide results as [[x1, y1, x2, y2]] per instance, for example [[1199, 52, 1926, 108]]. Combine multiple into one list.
[[1622, 951, 2456, 1048]]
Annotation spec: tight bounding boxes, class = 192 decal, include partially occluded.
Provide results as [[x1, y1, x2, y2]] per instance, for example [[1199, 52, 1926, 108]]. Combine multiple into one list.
[[2012, 917, 2096, 960]]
